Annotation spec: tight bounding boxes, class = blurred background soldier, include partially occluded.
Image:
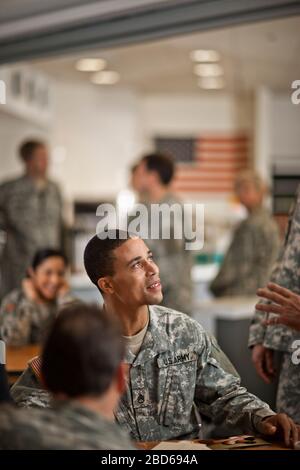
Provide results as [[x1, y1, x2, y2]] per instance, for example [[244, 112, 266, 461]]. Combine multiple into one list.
[[0, 140, 64, 300], [131, 153, 193, 314], [211, 170, 280, 297]]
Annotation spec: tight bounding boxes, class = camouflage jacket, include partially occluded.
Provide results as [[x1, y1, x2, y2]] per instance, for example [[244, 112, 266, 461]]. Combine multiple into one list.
[[10, 332, 239, 410], [249, 187, 300, 352], [0, 175, 63, 299], [0, 288, 74, 346], [11, 306, 274, 441], [211, 207, 280, 297], [0, 401, 134, 450]]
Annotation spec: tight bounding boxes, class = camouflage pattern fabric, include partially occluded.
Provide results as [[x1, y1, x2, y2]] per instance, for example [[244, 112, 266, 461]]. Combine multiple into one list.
[[115, 305, 274, 441], [0, 289, 74, 346], [11, 327, 240, 410], [0, 401, 135, 450], [12, 306, 275, 441], [10, 357, 50, 408], [0, 175, 63, 299], [249, 186, 300, 421], [211, 207, 280, 297]]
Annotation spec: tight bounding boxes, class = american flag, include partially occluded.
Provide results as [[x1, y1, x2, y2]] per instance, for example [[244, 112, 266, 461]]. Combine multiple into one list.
[[155, 134, 249, 193]]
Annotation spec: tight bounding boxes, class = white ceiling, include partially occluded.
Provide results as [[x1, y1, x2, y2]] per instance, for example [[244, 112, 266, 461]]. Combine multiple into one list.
[[31, 15, 300, 94]]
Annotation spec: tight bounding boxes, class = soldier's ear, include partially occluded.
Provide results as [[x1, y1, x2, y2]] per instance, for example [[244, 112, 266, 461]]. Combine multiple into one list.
[[97, 277, 114, 294]]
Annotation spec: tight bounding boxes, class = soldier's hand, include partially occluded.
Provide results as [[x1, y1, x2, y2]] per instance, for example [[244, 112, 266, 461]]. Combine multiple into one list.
[[256, 282, 300, 331], [251, 344, 275, 384], [22, 278, 42, 303], [259, 413, 299, 447]]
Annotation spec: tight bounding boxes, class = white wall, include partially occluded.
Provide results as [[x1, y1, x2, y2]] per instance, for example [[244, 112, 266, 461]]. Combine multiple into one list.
[[0, 78, 254, 204], [254, 87, 300, 179], [141, 93, 253, 137], [49, 81, 145, 200], [271, 93, 300, 163]]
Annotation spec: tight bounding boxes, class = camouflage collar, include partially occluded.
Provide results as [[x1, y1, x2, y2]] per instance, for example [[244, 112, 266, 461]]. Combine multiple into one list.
[[124, 305, 171, 366]]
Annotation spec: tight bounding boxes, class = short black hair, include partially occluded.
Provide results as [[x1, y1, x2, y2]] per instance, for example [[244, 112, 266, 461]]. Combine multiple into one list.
[[142, 152, 175, 185], [84, 230, 132, 292], [19, 140, 46, 162], [31, 248, 68, 271], [41, 303, 124, 397]]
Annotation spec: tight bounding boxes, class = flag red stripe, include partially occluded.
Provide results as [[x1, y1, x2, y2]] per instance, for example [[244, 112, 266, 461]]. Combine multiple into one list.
[[195, 150, 248, 161], [176, 166, 247, 173], [175, 176, 241, 182], [195, 158, 247, 165], [196, 145, 248, 155], [174, 185, 233, 193], [199, 137, 248, 144]]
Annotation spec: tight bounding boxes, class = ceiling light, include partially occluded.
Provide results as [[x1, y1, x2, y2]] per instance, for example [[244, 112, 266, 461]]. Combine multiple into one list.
[[198, 77, 225, 90], [194, 63, 224, 77], [76, 58, 107, 72], [190, 49, 220, 62], [91, 71, 120, 85]]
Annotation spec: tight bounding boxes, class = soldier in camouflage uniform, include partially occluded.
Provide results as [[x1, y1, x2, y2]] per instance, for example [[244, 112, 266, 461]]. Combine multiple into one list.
[[0, 304, 135, 450], [10, 306, 298, 444], [0, 248, 72, 346], [211, 171, 280, 297], [131, 153, 193, 314], [249, 185, 300, 423], [0, 140, 63, 299], [85, 233, 298, 443], [11, 232, 299, 446]]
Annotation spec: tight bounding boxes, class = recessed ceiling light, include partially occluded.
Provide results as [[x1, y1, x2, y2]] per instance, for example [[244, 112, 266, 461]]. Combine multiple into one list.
[[194, 63, 224, 77], [90, 71, 120, 85], [198, 77, 225, 90], [76, 58, 107, 72], [190, 49, 220, 62]]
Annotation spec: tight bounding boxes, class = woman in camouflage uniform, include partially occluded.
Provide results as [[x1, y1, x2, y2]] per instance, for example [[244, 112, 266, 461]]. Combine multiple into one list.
[[0, 248, 72, 346]]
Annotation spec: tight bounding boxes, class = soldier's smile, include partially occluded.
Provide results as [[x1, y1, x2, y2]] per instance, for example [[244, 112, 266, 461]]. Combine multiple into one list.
[[146, 280, 161, 292]]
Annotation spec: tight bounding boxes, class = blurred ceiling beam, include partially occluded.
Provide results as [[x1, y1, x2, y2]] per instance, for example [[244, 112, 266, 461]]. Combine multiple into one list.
[[0, 0, 300, 64]]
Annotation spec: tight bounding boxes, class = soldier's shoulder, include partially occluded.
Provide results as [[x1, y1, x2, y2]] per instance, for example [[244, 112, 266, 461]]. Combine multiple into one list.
[[0, 403, 44, 437], [10, 360, 50, 409], [0, 403, 30, 426], [243, 209, 278, 234], [0, 404, 56, 448], [1, 288, 23, 307], [0, 176, 24, 192], [151, 305, 206, 337]]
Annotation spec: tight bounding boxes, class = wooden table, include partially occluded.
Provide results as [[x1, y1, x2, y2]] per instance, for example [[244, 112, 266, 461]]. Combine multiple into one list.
[[138, 439, 290, 451], [6, 344, 40, 383]]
